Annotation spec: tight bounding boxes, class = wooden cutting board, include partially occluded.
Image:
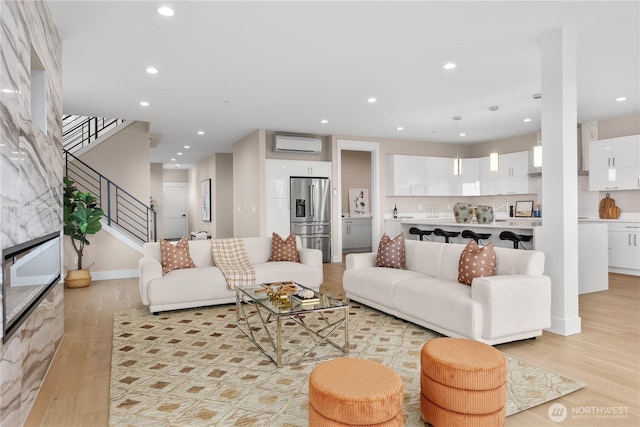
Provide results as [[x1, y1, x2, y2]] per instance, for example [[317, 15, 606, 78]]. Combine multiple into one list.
[[599, 193, 621, 219]]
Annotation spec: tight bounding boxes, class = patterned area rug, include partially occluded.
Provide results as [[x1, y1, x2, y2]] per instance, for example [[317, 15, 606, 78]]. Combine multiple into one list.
[[109, 304, 585, 426]]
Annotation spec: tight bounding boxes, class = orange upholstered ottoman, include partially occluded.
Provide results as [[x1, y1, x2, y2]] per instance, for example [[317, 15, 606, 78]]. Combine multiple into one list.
[[308, 357, 404, 426], [420, 338, 507, 427]]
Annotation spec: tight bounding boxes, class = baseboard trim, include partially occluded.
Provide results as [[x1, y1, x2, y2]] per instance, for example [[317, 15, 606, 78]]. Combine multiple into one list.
[[91, 269, 138, 281], [547, 315, 582, 336], [609, 267, 640, 277]]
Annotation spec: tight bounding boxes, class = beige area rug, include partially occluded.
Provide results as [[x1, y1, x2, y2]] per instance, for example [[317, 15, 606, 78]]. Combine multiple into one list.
[[109, 304, 585, 426]]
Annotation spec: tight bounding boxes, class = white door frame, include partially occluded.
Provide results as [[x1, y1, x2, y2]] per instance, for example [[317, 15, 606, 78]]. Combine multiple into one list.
[[162, 182, 189, 239], [335, 139, 381, 262]]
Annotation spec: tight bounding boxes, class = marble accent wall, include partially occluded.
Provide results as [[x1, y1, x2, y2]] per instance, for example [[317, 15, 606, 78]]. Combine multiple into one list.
[[0, 1, 63, 425]]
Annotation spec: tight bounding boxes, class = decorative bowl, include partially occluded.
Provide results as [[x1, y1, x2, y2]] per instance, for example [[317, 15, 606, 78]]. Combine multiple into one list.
[[453, 203, 474, 223], [475, 205, 494, 224]]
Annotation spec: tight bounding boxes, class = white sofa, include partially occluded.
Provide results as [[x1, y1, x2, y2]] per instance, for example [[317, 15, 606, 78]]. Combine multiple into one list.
[[343, 240, 551, 345], [139, 236, 323, 313]]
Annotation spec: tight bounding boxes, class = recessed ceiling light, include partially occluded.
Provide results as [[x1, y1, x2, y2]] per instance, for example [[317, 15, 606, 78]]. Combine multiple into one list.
[[145, 67, 158, 74], [139, 101, 150, 107], [523, 118, 532, 123], [175, 163, 180, 168], [397, 127, 404, 131], [459, 133, 466, 137], [157, 6, 175, 17], [443, 63, 456, 70], [197, 131, 205, 135], [320, 119, 328, 124], [177, 152, 183, 155], [367, 97, 377, 103], [1, 88, 14, 93], [184, 145, 190, 149], [616, 97, 627, 102], [171, 158, 176, 161]]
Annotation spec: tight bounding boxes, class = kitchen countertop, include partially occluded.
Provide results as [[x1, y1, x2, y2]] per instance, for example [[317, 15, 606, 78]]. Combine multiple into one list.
[[396, 218, 541, 229], [578, 216, 640, 223]]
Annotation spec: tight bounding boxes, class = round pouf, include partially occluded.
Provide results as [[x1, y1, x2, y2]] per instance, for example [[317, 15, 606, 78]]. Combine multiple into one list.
[[309, 357, 404, 426], [420, 338, 507, 427]]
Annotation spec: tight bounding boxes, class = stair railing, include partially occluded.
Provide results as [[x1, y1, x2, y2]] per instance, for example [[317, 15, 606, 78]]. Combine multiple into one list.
[[64, 150, 156, 243], [63, 115, 125, 153]]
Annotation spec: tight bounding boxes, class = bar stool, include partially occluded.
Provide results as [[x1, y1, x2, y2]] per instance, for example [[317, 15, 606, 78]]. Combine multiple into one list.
[[433, 228, 460, 243], [409, 227, 433, 241], [499, 231, 533, 249], [461, 230, 492, 246]]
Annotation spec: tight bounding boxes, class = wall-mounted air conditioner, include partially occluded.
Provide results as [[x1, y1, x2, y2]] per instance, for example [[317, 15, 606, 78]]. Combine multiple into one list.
[[273, 134, 322, 153]]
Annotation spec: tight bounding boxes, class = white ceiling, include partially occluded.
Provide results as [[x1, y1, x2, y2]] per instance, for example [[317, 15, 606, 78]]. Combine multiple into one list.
[[48, 1, 640, 169]]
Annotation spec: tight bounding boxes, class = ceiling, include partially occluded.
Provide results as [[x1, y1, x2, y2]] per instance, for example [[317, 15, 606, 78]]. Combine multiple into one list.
[[48, 1, 640, 169]]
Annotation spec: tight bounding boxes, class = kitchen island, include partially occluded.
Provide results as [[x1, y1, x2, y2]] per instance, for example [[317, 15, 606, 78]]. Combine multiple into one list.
[[385, 217, 541, 249]]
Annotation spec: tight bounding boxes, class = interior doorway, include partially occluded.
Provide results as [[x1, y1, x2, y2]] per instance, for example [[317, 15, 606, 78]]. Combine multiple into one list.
[[336, 139, 381, 262], [163, 182, 188, 239], [341, 150, 373, 254]]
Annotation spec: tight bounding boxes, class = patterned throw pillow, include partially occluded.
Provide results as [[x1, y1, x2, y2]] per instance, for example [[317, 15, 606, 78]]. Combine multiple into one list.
[[268, 232, 301, 263], [458, 240, 497, 285], [375, 233, 405, 269], [160, 237, 196, 275]]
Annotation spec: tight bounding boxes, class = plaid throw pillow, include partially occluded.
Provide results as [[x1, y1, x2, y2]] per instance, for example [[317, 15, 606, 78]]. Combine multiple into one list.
[[458, 240, 497, 285], [268, 232, 301, 263], [160, 237, 195, 275], [375, 233, 405, 269]]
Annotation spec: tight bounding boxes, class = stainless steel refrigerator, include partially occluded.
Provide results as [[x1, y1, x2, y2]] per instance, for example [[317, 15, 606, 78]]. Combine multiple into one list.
[[290, 177, 331, 262]]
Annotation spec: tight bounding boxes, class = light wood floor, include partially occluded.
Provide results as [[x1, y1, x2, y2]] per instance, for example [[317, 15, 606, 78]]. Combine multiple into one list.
[[25, 267, 639, 427]]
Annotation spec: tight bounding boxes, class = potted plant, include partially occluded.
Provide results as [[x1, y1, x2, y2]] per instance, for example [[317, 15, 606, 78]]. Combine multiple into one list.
[[63, 176, 104, 288]]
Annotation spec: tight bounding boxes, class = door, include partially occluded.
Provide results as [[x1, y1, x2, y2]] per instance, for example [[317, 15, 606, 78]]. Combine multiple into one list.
[[163, 183, 188, 239]]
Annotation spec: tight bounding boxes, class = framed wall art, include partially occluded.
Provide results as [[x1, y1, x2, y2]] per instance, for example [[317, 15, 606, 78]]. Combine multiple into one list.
[[201, 179, 211, 222], [348, 188, 370, 217], [515, 200, 534, 217]]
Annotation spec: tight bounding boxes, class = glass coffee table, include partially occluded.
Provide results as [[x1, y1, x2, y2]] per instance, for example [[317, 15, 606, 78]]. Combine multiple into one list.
[[236, 282, 349, 367]]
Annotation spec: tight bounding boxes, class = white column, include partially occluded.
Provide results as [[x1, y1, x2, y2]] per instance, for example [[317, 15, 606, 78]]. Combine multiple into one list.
[[537, 27, 582, 336]]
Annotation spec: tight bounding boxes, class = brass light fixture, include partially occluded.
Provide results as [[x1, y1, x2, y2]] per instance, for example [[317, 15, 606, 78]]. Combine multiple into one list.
[[453, 115, 462, 176], [489, 106, 499, 172], [533, 93, 543, 168]]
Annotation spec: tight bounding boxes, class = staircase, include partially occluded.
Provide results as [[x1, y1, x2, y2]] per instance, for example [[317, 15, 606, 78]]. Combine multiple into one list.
[[63, 115, 125, 153], [63, 116, 156, 246]]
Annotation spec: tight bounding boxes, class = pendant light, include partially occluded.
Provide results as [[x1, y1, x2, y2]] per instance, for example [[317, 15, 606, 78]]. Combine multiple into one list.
[[533, 93, 543, 168], [453, 116, 462, 176], [489, 106, 499, 172]]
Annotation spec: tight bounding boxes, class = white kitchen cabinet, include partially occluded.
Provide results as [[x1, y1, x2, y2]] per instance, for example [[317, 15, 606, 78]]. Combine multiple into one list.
[[590, 135, 639, 169], [410, 156, 428, 195], [424, 157, 440, 195], [589, 135, 640, 191], [266, 198, 290, 237], [387, 155, 440, 196], [609, 222, 640, 270], [386, 155, 412, 196], [497, 151, 531, 194], [460, 158, 480, 196], [479, 156, 498, 195], [342, 217, 372, 251], [290, 160, 331, 177], [437, 157, 458, 195], [265, 159, 291, 198]]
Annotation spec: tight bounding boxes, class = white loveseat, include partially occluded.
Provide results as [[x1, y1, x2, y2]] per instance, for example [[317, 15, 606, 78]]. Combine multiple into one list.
[[343, 240, 551, 345], [139, 236, 323, 313]]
